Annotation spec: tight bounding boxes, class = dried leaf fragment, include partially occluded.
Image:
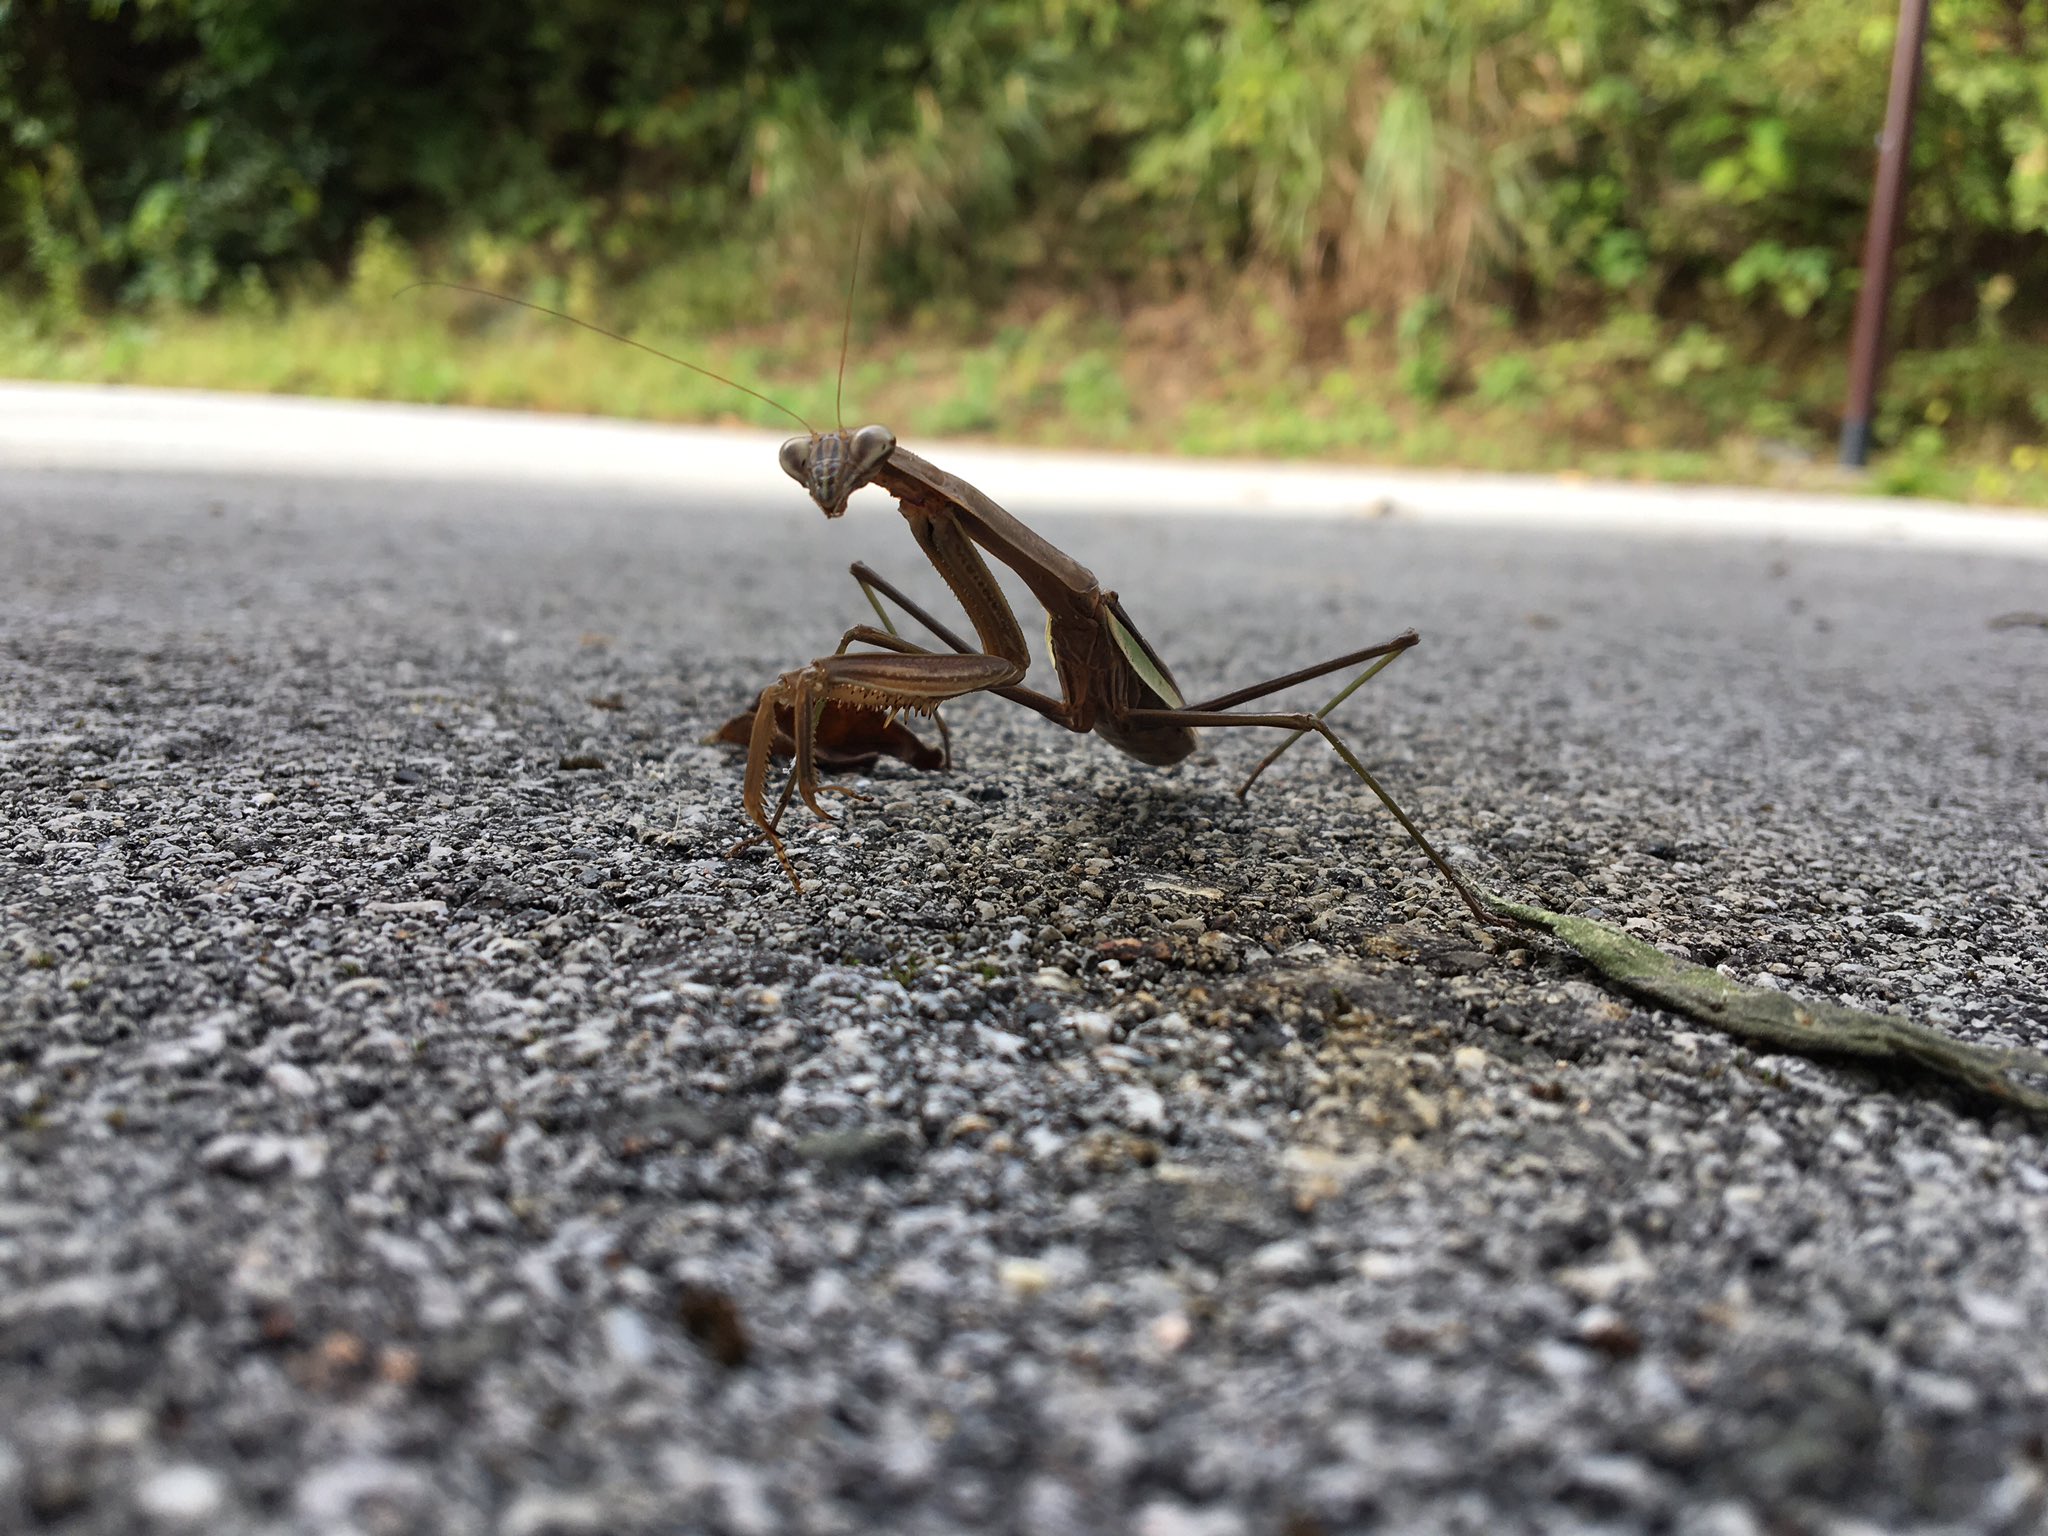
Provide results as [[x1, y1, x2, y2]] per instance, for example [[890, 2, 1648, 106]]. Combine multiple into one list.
[[1485, 893, 2048, 1114]]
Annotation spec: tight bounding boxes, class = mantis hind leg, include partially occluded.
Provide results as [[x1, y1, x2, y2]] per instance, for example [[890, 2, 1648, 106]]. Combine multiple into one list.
[[1165, 630, 1423, 798], [1233, 642, 1414, 797], [1120, 703, 1499, 927]]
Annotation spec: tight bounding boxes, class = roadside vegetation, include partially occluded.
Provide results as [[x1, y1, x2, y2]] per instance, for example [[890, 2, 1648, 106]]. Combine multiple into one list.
[[5, 0, 2046, 503]]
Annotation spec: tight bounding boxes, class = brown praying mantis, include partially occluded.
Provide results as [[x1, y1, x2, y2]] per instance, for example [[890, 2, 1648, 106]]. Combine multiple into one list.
[[407, 273, 1498, 926], [740, 429, 1497, 925]]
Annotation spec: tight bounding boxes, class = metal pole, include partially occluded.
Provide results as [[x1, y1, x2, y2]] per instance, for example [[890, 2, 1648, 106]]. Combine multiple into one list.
[[1839, 0, 1933, 468]]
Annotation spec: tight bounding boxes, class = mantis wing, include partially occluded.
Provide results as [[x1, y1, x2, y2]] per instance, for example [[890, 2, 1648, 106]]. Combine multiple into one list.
[[1105, 601, 1186, 710]]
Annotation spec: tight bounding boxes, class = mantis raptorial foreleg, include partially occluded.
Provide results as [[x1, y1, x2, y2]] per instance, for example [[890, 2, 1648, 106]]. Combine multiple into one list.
[[826, 618, 966, 765], [840, 562, 1083, 726]]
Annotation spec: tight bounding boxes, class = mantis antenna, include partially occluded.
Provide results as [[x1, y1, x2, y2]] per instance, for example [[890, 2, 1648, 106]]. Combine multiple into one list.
[[394, 281, 814, 432], [835, 189, 872, 433]]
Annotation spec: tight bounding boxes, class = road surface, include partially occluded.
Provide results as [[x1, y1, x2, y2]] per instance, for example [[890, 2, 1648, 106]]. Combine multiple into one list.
[[3, 391, 2046, 1535]]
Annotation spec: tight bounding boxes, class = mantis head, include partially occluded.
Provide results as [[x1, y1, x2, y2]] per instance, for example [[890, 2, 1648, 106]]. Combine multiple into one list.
[[779, 425, 896, 518]]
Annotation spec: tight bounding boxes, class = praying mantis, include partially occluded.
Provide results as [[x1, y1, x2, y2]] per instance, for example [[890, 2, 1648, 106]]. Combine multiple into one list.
[[408, 272, 1498, 926], [741, 427, 1496, 925]]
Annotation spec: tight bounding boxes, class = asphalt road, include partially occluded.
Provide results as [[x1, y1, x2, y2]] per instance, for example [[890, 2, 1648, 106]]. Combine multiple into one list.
[[3, 430, 2047, 1535]]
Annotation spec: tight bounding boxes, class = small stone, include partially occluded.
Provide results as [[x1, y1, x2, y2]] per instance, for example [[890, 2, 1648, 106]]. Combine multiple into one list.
[[1677, 1502, 1764, 1536], [0, 1275, 91, 1327], [977, 1026, 1027, 1059], [1573, 1305, 1643, 1359], [147, 1025, 227, 1072], [793, 1124, 920, 1177], [713, 1464, 777, 1536], [136, 1465, 226, 1527], [293, 1458, 431, 1531], [1565, 1453, 1665, 1508], [1959, 1290, 2025, 1330], [502, 1490, 609, 1536], [1135, 1499, 1247, 1536], [1117, 1084, 1167, 1133], [1068, 1010, 1115, 1046], [1021, 1477, 1086, 1536], [1904, 1370, 1980, 1415], [1023, 1126, 1065, 1159], [1557, 1236, 1653, 1302], [1358, 1251, 1421, 1282], [95, 1409, 153, 1447], [874, 1404, 938, 1487], [1529, 1340, 1598, 1383], [377, 1347, 419, 1386], [1402, 1089, 1442, 1130], [199, 1134, 327, 1181], [265, 1062, 318, 1098], [1148, 1311, 1192, 1354], [602, 1307, 655, 1368], [675, 1285, 749, 1368], [999, 1259, 1053, 1298], [1247, 1239, 1314, 1280]]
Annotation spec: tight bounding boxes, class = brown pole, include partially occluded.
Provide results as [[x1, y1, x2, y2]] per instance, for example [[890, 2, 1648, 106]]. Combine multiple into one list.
[[1839, 0, 1933, 467]]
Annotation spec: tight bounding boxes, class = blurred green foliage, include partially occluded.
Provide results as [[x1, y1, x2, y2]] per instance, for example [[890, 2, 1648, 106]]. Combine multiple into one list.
[[5, 0, 2044, 323], [2, 0, 2045, 483]]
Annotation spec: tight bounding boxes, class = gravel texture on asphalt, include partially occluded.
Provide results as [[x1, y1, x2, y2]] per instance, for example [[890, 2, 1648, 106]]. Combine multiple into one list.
[[3, 464, 2046, 1536]]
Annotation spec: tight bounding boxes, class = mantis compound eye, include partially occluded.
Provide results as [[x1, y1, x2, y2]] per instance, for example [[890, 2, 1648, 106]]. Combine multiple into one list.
[[849, 424, 896, 475], [778, 435, 814, 487]]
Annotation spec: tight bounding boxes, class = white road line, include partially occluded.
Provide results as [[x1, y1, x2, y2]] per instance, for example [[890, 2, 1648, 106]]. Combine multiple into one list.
[[4, 381, 2044, 556]]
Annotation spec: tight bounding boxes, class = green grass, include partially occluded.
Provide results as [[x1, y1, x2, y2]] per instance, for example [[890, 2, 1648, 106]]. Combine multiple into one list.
[[4, 267, 2045, 508]]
